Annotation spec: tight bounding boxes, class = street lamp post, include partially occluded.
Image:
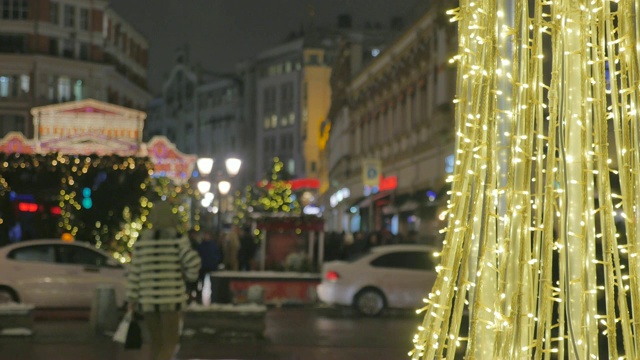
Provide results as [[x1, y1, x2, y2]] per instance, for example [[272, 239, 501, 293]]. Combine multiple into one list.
[[196, 157, 241, 234], [217, 180, 231, 233]]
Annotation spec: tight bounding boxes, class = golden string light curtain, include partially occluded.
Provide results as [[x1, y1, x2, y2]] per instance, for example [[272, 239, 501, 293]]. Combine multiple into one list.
[[411, 0, 640, 358]]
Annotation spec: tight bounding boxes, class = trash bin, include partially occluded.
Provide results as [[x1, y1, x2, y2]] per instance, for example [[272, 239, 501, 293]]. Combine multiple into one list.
[[89, 285, 118, 334]]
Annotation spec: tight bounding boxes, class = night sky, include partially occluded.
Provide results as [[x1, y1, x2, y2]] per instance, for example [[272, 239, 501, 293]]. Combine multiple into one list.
[[108, 0, 429, 95]]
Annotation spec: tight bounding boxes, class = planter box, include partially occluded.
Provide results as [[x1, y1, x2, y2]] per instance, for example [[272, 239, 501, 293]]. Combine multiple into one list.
[[210, 271, 320, 306], [0, 303, 34, 336], [183, 303, 267, 337]]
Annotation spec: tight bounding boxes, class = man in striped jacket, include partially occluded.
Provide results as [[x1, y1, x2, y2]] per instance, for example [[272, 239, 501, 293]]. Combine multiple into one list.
[[126, 199, 201, 360]]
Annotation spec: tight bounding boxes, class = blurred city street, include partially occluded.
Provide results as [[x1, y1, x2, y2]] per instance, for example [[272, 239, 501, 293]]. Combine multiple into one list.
[[0, 306, 422, 360]]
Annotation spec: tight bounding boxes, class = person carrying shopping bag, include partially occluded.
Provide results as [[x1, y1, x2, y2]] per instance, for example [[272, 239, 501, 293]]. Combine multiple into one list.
[[126, 197, 201, 360]]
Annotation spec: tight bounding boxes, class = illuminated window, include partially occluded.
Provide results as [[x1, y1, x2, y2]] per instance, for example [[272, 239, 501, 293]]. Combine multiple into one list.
[[263, 86, 276, 127], [20, 75, 28, 93], [73, 79, 83, 100], [287, 159, 295, 175], [0, 77, 9, 97], [281, 82, 294, 126], [57, 76, 71, 102], [264, 117, 270, 129]]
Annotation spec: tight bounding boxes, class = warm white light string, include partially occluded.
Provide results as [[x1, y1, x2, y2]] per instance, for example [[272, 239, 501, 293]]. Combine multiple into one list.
[[410, 0, 640, 358]]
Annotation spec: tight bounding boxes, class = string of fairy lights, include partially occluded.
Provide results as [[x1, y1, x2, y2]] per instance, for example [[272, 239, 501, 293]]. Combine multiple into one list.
[[0, 152, 311, 264], [0, 153, 200, 262], [411, 0, 640, 358]]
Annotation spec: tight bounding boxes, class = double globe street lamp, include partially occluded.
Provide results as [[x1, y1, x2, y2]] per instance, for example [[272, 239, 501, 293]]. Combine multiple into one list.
[[196, 157, 241, 233]]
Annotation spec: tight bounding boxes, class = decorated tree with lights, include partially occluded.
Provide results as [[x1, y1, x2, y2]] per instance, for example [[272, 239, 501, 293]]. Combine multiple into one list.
[[411, 0, 640, 359], [257, 157, 300, 214]]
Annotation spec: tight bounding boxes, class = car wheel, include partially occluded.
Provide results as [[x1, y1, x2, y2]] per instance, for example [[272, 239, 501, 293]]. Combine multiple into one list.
[[354, 288, 386, 316], [0, 286, 19, 304]]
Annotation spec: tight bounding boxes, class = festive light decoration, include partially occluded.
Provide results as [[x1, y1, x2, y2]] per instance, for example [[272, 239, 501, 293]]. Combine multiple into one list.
[[411, 0, 640, 358], [0, 153, 198, 257], [145, 176, 198, 235], [258, 157, 300, 214], [233, 157, 318, 234], [233, 185, 257, 227]]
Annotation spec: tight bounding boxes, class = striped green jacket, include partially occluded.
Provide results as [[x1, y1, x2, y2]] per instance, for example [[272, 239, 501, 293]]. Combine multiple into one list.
[[126, 229, 201, 312]]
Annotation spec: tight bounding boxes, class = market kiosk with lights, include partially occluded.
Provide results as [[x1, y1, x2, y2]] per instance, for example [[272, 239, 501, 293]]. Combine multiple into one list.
[[209, 177, 325, 306], [0, 99, 196, 246]]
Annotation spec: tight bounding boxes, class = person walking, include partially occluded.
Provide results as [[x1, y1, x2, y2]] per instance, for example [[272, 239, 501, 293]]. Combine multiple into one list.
[[223, 225, 241, 271], [185, 228, 201, 304], [194, 230, 222, 302], [126, 198, 201, 360], [238, 226, 256, 271]]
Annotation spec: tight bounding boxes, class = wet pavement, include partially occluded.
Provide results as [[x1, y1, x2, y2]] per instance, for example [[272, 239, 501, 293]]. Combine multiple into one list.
[[0, 306, 423, 360]]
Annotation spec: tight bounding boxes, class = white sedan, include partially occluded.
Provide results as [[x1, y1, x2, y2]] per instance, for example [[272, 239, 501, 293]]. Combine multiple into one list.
[[0, 239, 127, 308], [317, 244, 438, 316]]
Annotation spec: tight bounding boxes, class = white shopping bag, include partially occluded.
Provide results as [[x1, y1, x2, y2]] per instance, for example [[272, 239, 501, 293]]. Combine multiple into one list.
[[112, 311, 132, 344]]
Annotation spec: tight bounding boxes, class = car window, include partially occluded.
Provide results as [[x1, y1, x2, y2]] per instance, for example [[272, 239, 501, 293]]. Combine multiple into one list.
[[8, 245, 56, 263], [370, 251, 434, 271], [346, 251, 370, 263], [56, 245, 106, 267]]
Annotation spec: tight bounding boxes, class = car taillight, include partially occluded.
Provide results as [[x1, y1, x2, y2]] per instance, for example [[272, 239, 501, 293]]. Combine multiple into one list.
[[325, 270, 340, 281]]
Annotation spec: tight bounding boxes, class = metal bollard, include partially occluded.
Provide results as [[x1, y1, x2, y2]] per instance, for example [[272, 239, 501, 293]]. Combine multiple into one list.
[[89, 285, 118, 334]]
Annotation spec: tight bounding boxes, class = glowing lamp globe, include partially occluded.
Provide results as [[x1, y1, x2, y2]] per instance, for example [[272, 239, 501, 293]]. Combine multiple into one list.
[[197, 180, 211, 194], [225, 158, 242, 176], [218, 180, 231, 195], [196, 157, 214, 175]]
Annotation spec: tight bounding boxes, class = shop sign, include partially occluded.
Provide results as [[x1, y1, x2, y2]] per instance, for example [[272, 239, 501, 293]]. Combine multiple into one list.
[[362, 158, 381, 187]]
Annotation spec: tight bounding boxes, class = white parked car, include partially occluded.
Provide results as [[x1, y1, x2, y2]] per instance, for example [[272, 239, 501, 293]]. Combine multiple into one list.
[[317, 244, 438, 316], [0, 239, 127, 308]]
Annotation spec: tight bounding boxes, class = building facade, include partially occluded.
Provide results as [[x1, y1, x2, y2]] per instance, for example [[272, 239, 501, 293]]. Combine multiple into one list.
[[145, 59, 198, 154], [253, 38, 306, 181], [323, 3, 458, 243], [0, 0, 151, 139], [253, 23, 400, 187], [144, 51, 255, 192]]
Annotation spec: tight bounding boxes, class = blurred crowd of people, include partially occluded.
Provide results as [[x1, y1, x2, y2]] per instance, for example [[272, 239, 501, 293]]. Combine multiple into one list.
[[185, 225, 434, 302], [186, 224, 258, 303]]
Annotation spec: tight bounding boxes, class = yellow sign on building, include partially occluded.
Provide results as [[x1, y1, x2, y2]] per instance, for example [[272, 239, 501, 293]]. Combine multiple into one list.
[[362, 159, 381, 187]]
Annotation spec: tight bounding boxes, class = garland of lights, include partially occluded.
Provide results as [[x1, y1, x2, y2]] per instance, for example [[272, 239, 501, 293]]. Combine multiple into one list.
[[232, 157, 305, 237], [411, 0, 640, 358], [0, 153, 198, 259]]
